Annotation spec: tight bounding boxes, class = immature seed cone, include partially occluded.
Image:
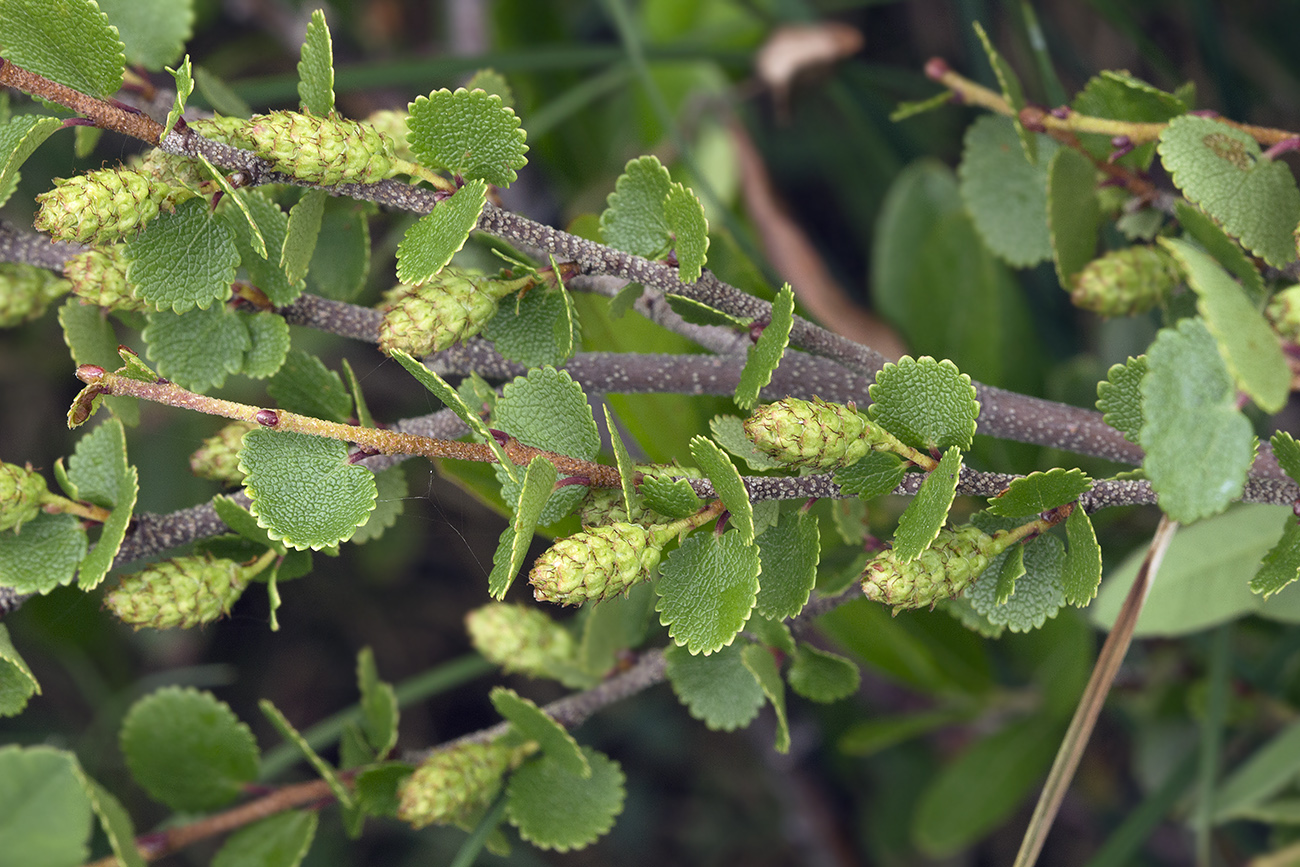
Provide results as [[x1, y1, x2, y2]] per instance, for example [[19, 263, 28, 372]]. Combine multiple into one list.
[[0, 462, 48, 532], [398, 740, 526, 829], [245, 111, 396, 185], [465, 603, 577, 677], [1267, 285, 1300, 344], [189, 422, 255, 485], [530, 523, 662, 606], [0, 263, 70, 326], [378, 268, 517, 356], [104, 555, 249, 629], [34, 167, 185, 245], [860, 525, 999, 611], [744, 397, 894, 470], [64, 247, 147, 313], [1069, 246, 1181, 316]]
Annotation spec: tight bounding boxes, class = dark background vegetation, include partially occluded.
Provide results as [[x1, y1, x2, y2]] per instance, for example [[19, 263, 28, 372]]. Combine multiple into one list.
[[5, 1, 1300, 864]]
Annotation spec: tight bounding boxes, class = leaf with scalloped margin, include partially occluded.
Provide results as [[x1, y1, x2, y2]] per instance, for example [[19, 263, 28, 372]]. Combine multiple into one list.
[[0, 512, 86, 595], [972, 21, 1034, 163], [992, 544, 1025, 605], [640, 473, 701, 519], [1140, 318, 1254, 523], [142, 305, 249, 392], [1274, 432, 1300, 485], [755, 508, 819, 620], [1174, 201, 1265, 306], [1062, 506, 1103, 606], [735, 282, 793, 411], [1071, 70, 1186, 169], [741, 643, 790, 753], [349, 466, 407, 545], [492, 367, 598, 525], [602, 405, 638, 516], [788, 643, 860, 703], [0, 623, 38, 717], [488, 456, 556, 599], [395, 178, 487, 285], [986, 468, 1092, 517], [491, 687, 587, 776], [506, 747, 623, 852], [0, 745, 93, 865], [231, 190, 304, 306], [240, 429, 377, 551], [162, 54, 192, 138], [297, 9, 333, 115], [267, 349, 352, 423], [967, 530, 1066, 632], [125, 199, 239, 313], [689, 436, 754, 545], [67, 418, 137, 590], [239, 311, 290, 379], [120, 687, 259, 811], [1161, 237, 1289, 413], [657, 530, 761, 656], [1046, 147, 1099, 286], [664, 181, 709, 282], [1158, 115, 1300, 268], [0, 0, 124, 98], [0, 115, 61, 210], [1096, 356, 1147, 444], [306, 199, 371, 301], [482, 285, 573, 367], [281, 190, 326, 286], [1252, 515, 1300, 598], [958, 115, 1058, 267], [72, 773, 143, 867], [892, 447, 962, 562], [356, 647, 398, 758], [834, 451, 907, 499], [600, 155, 673, 258], [664, 642, 764, 731], [259, 699, 352, 808], [406, 88, 527, 186], [868, 356, 979, 452], [98, 0, 192, 70], [212, 811, 317, 867]]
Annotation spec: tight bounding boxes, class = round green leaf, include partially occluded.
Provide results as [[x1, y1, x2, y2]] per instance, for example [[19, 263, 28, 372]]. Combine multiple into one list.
[[0, 512, 87, 595], [656, 530, 762, 656], [640, 473, 702, 519], [754, 508, 819, 620], [142, 305, 250, 393], [394, 177, 487, 285], [689, 435, 754, 545], [833, 451, 907, 500], [506, 747, 625, 852], [958, 114, 1058, 267], [1158, 114, 1300, 268], [125, 198, 239, 313], [490, 687, 587, 777], [891, 447, 962, 562], [212, 811, 317, 867], [868, 356, 979, 452], [1046, 146, 1100, 285], [1096, 356, 1147, 444], [1174, 200, 1265, 305], [788, 644, 861, 703], [406, 88, 528, 186], [482, 286, 572, 367], [600, 155, 673, 258], [0, 745, 93, 867], [734, 282, 793, 411], [239, 311, 291, 380], [664, 642, 764, 732], [240, 429, 378, 551], [1062, 506, 1103, 606], [664, 181, 709, 282], [986, 468, 1093, 518], [0, 0, 125, 99], [0, 623, 38, 717], [0, 115, 63, 210], [1071, 70, 1186, 169], [119, 686, 259, 812], [1251, 515, 1300, 598], [967, 533, 1066, 633]]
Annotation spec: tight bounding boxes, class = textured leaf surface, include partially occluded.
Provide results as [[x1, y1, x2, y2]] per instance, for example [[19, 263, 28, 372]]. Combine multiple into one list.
[[1046, 146, 1099, 285], [986, 468, 1092, 517], [664, 182, 709, 281], [1062, 506, 1103, 606], [296, 10, 333, 115], [356, 647, 398, 758], [1161, 238, 1289, 412], [0, 746, 92, 867], [267, 349, 352, 423], [142, 305, 249, 392], [972, 21, 1034, 163], [394, 178, 487, 284], [640, 473, 702, 519], [602, 405, 638, 516], [1158, 115, 1300, 267], [958, 115, 1057, 267], [391, 350, 513, 477], [506, 748, 623, 852], [834, 451, 907, 499], [689, 435, 754, 545], [1096, 356, 1147, 444], [1071, 70, 1185, 169], [0, 115, 61, 210], [349, 465, 407, 545], [98, 0, 191, 69], [0, 513, 86, 594], [734, 283, 793, 411], [967, 531, 1066, 632], [1174, 200, 1265, 305], [1251, 515, 1300, 598], [741, 643, 789, 753], [230, 191, 301, 306], [493, 367, 599, 524], [664, 642, 764, 731], [69, 419, 137, 590], [657, 530, 761, 656], [1090, 505, 1300, 636], [600, 155, 673, 258], [0, 0, 125, 98], [1273, 432, 1300, 485], [1140, 318, 1253, 523], [239, 311, 291, 379], [240, 430, 377, 551], [488, 456, 555, 599], [868, 356, 979, 452], [407, 88, 527, 186], [665, 293, 745, 328], [891, 448, 962, 562], [491, 687, 587, 777], [120, 687, 259, 811], [259, 700, 352, 808], [162, 55, 192, 138], [281, 190, 326, 286], [482, 285, 573, 367], [126, 199, 239, 313], [0, 623, 38, 717], [788, 644, 860, 703], [212, 812, 317, 867], [754, 508, 819, 620], [709, 414, 783, 471]]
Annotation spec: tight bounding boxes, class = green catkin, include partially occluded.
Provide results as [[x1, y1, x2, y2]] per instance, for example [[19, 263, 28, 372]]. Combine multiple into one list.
[[744, 397, 902, 470], [34, 167, 187, 245], [465, 603, 577, 677], [529, 523, 662, 606], [104, 555, 250, 629], [1267, 285, 1300, 343], [860, 525, 1000, 611], [378, 268, 523, 356], [398, 740, 527, 828], [0, 462, 47, 532], [64, 246, 148, 313], [1068, 245, 1181, 316], [0, 263, 69, 326], [189, 422, 256, 485], [244, 111, 396, 185]]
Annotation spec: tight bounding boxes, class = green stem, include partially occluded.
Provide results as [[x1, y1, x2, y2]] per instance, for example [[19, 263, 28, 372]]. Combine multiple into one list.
[[389, 158, 456, 192], [42, 492, 111, 523], [449, 794, 508, 867]]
